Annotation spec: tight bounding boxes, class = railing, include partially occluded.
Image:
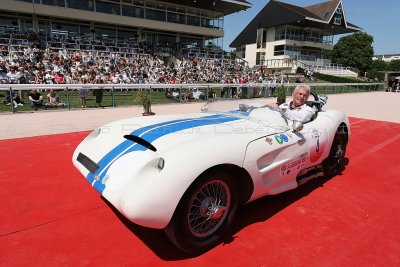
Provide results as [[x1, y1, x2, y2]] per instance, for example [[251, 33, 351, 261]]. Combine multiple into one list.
[[0, 82, 384, 113]]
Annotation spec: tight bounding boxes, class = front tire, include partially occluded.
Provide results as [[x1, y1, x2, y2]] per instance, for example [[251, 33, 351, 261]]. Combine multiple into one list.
[[165, 169, 238, 254], [323, 129, 347, 178]]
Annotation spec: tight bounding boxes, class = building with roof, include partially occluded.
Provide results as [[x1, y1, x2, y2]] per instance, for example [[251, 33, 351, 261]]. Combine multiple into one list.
[[230, 0, 362, 76], [373, 54, 400, 62], [0, 0, 251, 50]]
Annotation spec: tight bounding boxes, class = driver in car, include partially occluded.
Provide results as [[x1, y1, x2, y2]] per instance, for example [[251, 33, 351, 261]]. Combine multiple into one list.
[[279, 84, 315, 126]]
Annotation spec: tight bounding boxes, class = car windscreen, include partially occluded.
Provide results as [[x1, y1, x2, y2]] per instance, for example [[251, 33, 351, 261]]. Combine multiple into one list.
[[201, 99, 290, 132]]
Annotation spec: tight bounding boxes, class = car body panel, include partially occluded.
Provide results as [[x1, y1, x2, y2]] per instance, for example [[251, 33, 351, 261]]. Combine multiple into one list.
[[73, 106, 349, 229]]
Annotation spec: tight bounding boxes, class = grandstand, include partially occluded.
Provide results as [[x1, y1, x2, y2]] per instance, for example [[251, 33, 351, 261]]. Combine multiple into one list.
[[0, 0, 251, 64], [0, 0, 259, 88]]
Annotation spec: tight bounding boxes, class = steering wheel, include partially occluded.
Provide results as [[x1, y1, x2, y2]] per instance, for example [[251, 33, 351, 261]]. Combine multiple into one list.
[[306, 90, 321, 111], [310, 90, 319, 102]]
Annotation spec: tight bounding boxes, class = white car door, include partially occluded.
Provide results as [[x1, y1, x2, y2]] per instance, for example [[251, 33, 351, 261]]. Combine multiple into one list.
[[243, 130, 308, 201]]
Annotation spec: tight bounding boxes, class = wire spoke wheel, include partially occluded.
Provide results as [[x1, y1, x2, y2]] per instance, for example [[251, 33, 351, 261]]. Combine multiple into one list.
[[188, 180, 231, 238], [165, 169, 238, 254]]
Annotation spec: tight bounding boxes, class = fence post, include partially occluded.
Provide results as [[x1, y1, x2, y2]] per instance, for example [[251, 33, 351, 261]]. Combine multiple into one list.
[[10, 88, 14, 113], [179, 86, 182, 103], [206, 86, 209, 101], [112, 87, 115, 107], [66, 87, 70, 110], [148, 86, 152, 101]]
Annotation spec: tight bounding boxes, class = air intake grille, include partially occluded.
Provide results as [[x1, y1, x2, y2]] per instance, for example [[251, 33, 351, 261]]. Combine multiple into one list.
[[77, 153, 99, 174]]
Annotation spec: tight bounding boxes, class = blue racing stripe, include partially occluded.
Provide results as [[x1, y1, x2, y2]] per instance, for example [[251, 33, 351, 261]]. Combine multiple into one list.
[[86, 114, 240, 193]]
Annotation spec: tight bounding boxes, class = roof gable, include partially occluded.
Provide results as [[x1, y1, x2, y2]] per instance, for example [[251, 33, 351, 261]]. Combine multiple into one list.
[[230, 1, 305, 47], [305, 0, 340, 21], [275, 1, 322, 20]]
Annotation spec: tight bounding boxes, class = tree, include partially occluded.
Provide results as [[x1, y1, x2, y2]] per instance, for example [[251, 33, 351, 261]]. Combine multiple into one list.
[[276, 85, 286, 105], [388, 60, 400, 71], [332, 32, 374, 75], [371, 59, 388, 71]]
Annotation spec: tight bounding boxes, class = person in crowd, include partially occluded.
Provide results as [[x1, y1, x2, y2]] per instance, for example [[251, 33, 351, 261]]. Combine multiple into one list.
[[192, 88, 205, 100], [279, 84, 315, 126], [77, 71, 89, 108], [6, 66, 18, 84], [0, 63, 7, 84], [29, 89, 44, 111], [45, 89, 65, 108], [54, 69, 65, 84], [79, 87, 88, 109], [44, 69, 54, 84], [26, 68, 37, 84], [93, 85, 104, 108], [4, 91, 24, 108], [16, 67, 28, 84]]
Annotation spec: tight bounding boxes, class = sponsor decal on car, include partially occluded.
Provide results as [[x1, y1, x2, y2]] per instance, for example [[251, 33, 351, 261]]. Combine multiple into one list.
[[280, 133, 289, 142], [280, 154, 307, 176], [265, 137, 273, 145], [275, 134, 283, 144], [309, 128, 327, 163]]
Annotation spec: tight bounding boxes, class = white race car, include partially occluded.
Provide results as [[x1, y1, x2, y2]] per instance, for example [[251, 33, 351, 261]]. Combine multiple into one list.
[[73, 92, 349, 253]]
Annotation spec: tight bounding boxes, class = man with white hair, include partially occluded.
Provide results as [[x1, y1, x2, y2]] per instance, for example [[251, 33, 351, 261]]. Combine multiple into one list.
[[279, 84, 315, 126]]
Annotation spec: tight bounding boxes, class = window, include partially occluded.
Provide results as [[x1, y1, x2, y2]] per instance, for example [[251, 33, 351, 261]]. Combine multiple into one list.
[[334, 17, 342, 25], [67, 0, 94, 11], [256, 28, 263, 48], [187, 15, 200, 26], [274, 45, 285, 56], [333, 4, 344, 25], [167, 12, 186, 24], [96, 1, 120, 15], [122, 5, 144, 18], [42, 0, 65, 7], [262, 29, 267, 48], [201, 17, 212, 28], [256, 52, 265, 65], [133, 0, 144, 6], [146, 8, 166, 22], [275, 27, 286, 40]]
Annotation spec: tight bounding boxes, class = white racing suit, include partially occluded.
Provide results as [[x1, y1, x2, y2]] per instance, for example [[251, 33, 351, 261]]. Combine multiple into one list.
[[279, 101, 315, 126]]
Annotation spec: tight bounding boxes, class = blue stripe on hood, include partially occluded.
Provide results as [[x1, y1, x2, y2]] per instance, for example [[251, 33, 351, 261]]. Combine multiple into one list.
[[86, 114, 240, 193]]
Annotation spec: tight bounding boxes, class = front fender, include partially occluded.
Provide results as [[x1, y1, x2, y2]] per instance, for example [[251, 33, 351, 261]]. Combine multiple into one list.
[[119, 134, 251, 229]]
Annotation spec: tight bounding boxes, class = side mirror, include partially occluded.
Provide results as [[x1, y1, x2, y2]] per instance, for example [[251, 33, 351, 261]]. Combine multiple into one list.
[[292, 121, 303, 132]]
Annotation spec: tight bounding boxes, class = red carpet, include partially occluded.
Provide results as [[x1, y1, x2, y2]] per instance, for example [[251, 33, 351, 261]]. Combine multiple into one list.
[[1, 118, 400, 266]]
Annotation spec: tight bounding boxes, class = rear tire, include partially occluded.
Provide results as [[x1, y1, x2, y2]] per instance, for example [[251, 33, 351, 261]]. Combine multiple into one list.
[[165, 169, 238, 254], [323, 129, 347, 178]]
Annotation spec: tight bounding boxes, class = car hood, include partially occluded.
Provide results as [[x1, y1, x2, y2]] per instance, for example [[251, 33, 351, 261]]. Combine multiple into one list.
[[77, 112, 281, 153]]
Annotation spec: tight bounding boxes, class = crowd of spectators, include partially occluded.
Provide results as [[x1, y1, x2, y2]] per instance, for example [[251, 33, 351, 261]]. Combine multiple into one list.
[[0, 33, 291, 85], [1, 32, 295, 108]]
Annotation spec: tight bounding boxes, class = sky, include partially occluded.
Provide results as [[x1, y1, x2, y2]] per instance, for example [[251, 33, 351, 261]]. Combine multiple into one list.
[[223, 0, 400, 55]]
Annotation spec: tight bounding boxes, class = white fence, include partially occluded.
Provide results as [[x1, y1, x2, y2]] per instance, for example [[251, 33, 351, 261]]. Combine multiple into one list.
[[0, 82, 384, 113]]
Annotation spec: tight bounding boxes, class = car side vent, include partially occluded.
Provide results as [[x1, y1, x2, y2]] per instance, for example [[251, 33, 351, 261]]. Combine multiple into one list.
[[77, 153, 99, 174], [124, 135, 157, 152]]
